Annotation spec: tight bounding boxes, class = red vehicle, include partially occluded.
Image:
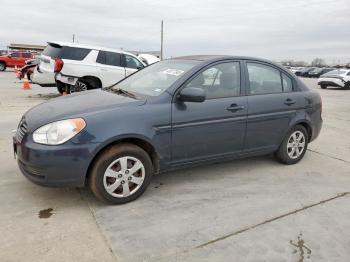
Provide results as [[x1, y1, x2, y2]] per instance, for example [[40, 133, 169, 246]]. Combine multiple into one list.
[[0, 51, 35, 71]]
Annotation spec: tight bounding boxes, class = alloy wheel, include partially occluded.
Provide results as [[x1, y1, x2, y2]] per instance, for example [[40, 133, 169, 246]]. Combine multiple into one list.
[[287, 131, 306, 159], [103, 156, 145, 198], [70, 80, 88, 93]]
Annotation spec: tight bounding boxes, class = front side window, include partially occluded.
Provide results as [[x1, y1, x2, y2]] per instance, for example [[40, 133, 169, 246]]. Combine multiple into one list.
[[105, 52, 122, 67], [247, 63, 283, 95], [10, 53, 20, 58], [125, 54, 144, 69], [22, 53, 31, 58], [186, 62, 241, 99], [113, 59, 199, 97]]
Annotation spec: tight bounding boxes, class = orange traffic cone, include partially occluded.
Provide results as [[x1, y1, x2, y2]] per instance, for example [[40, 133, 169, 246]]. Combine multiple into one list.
[[22, 78, 31, 90]]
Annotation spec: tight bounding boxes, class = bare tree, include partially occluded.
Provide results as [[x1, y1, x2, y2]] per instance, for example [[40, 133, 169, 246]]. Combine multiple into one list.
[[311, 58, 326, 67]]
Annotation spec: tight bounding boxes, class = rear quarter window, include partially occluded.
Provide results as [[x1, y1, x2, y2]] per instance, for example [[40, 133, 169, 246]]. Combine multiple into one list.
[[42, 45, 91, 61]]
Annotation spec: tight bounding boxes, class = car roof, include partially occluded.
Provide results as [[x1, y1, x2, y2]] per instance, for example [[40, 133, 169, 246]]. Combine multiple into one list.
[[47, 41, 136, 57], [172, 55, 282, 64]]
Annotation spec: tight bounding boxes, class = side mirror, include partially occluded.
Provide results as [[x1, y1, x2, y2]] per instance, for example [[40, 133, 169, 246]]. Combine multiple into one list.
[[7, 54, 12, 58], [178, 87, 206, 103]]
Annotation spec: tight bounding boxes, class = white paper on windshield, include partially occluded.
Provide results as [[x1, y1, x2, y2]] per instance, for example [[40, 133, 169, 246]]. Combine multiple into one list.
[[162, 69, 185, 76]]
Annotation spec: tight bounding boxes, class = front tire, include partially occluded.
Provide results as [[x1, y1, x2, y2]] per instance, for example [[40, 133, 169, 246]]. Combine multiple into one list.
[[275, 125, 308, 165], [320, 85, 327, 89], [0, 62, 6, 71], [88, 143, 153, 204]]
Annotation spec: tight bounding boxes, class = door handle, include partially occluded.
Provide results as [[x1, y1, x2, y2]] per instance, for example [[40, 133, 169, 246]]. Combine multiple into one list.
[[284, 98, 296, 106], [227, 104, 244, 112], [100, 68, 108, 71]]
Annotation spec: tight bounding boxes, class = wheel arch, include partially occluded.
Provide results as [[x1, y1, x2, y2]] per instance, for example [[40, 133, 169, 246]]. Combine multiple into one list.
[[290, 120, 313, 142], [85, 136, 160, 183], [80, 75, 102, 89]]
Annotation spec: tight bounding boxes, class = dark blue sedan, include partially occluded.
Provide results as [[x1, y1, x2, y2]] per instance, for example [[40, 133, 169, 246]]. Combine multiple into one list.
[[14, 56, 323, 204]]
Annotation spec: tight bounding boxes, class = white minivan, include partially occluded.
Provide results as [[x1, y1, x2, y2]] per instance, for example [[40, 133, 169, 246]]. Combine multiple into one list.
[[35, 41, 146, 94]]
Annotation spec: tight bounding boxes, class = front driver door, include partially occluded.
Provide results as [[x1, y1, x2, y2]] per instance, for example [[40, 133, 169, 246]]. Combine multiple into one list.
[[171, 61, 247, 165]]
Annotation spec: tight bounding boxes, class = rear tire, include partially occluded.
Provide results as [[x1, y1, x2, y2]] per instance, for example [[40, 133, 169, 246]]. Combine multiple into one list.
[[56, 81, 66, 94], [88, 143, 154, 204], [275, 125, 308, 165], [0, 62, 6, 71], [320, 85, 327, 89], [27, 72, 32, 81]]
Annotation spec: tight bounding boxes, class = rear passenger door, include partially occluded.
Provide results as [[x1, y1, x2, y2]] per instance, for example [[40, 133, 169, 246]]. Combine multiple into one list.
[[96, 51, 126, 87], [244, 61, 302, 152], [123, 54, 145, 76]]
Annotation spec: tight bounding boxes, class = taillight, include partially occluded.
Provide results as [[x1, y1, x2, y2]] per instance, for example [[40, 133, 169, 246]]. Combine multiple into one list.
[[54, 58, 64, 73]]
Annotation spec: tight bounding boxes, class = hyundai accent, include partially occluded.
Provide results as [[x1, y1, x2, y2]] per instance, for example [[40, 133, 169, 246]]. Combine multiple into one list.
[[14, 56, 323, 204]]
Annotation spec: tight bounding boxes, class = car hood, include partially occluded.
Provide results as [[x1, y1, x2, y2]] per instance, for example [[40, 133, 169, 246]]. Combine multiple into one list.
[[24, 89, 145, 130]]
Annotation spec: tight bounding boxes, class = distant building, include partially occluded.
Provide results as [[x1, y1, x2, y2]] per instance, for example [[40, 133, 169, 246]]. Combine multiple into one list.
[[8, 43, 46, 53]]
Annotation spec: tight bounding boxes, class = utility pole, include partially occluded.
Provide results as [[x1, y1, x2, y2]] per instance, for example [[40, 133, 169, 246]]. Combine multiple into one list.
[[160, 20, 164, 60], [72, 34, 75, 43]]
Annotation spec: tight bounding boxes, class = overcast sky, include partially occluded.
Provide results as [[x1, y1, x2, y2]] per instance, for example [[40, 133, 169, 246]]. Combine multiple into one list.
[[2, 0, 350, 63]]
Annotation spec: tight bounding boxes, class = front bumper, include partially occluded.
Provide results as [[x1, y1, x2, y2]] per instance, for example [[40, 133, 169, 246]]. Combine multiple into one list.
[[13, 133, 100, 187], [318, 78, 345, 87]]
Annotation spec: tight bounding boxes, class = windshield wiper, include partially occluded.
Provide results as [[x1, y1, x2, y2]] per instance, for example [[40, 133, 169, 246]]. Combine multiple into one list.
[[109, 88, 137, 99]]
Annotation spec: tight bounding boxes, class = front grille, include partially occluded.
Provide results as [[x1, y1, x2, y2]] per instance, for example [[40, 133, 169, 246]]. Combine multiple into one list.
[[17, 118, 28, 142]]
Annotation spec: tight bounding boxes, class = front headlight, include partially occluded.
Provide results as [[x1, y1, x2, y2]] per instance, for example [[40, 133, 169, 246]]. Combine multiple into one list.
[[33, 118, 86, 145]]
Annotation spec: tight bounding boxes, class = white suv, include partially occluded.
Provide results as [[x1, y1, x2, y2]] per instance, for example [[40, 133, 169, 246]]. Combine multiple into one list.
[[36, 41, 146, 93], [318, 69, 350, 89]]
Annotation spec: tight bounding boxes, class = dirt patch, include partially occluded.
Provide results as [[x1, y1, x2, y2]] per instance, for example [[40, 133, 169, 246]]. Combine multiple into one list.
[[290, 232, 311, 262], [27, 93, 60, 100], [38, 208, 54, 219]]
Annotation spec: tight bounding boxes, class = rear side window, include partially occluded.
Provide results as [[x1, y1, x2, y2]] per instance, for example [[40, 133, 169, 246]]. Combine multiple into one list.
[[105, 52, 122, 66], [22, 53, 31, 58], [282, 73, 293, 92], [42, 44, 90, 61], [247, 63, 283, 95]]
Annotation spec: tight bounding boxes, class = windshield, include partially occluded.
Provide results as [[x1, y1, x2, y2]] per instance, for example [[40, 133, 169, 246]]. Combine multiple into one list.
[[323, 70, 346, 76], [112, 59, 200, 97]]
